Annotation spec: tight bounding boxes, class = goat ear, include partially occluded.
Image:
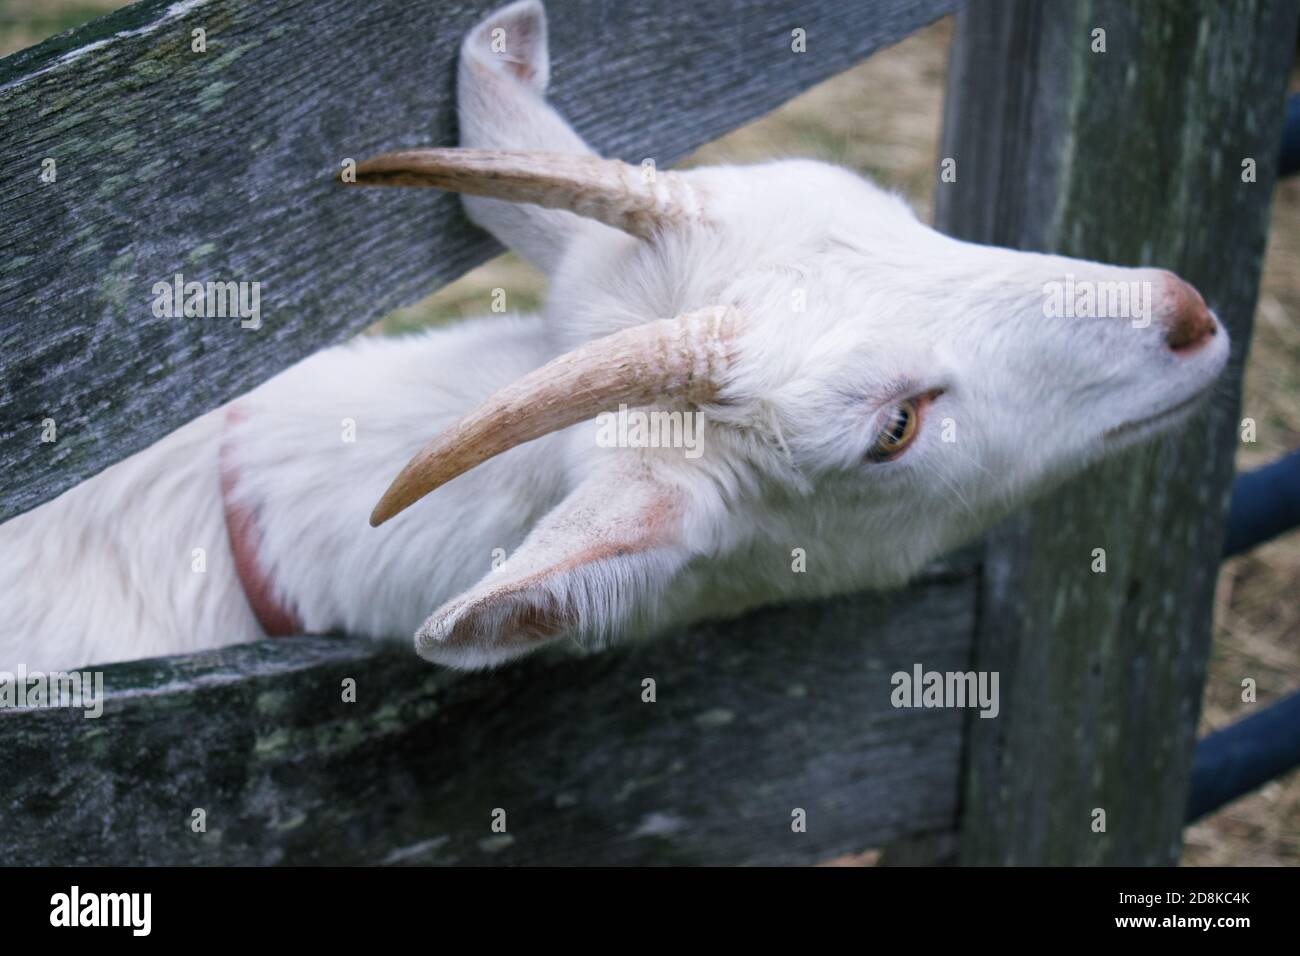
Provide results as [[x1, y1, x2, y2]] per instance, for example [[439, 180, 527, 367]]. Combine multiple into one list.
[[455, 0, 609, 271], [461, 0, 551, 93], [414, 466, 692, 669]]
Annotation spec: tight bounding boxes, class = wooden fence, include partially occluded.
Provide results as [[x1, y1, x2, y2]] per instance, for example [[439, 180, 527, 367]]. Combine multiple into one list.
[[0, 0, 1295, 865]]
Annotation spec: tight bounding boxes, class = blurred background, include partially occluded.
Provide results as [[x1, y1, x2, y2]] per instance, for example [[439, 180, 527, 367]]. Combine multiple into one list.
[[3, 0, 1295, 864]]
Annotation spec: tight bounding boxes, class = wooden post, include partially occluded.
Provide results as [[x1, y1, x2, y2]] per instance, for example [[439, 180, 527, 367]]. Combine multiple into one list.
[[935, 0, 1298, 864]]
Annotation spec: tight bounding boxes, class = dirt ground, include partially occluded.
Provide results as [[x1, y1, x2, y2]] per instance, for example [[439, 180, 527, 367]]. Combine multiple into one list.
[[5, 4, 1296, 865]]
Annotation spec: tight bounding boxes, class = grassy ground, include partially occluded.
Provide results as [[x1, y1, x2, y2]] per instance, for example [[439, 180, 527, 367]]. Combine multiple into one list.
[[6, 4, 1296, 865], [0, 0, 119, 54]]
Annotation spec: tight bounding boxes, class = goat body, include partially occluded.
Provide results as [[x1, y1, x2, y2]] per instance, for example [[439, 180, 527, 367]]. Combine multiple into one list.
[[0, 1, 1229, 672]]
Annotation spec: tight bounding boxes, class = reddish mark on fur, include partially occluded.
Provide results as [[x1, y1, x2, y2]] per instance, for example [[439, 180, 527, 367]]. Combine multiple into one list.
[[219, 406, 304, 637]]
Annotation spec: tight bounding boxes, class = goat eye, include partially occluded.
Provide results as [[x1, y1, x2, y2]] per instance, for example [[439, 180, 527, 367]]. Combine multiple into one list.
[[867, 399, 920, 461]]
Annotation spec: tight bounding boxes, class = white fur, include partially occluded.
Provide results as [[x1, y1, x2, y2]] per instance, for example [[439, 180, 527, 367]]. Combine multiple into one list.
[[0, 0, 1230, 671]]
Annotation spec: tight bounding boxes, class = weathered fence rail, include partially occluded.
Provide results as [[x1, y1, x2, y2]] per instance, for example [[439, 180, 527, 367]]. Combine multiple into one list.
[[2, 559, 975, 865], [0, 0, 960, 522], [1, 0, 1295, 865]]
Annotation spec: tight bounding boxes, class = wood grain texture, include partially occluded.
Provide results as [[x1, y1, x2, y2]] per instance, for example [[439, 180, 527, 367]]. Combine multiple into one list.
[[0, 0, 960, 522], [934, 0, 1297, 865], [0, 573, 974, 865]]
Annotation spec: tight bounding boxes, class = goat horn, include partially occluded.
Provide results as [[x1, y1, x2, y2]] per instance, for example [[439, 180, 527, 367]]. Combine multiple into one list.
[[370, 305, 738, 526], [340, 148, 706, 240]]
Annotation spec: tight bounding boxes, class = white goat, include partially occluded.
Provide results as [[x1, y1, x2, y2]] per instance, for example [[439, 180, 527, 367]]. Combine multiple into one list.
[[0, 0, 1228, 672]]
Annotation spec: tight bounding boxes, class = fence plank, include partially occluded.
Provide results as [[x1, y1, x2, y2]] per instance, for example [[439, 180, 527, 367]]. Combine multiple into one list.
[[0, 572, 974, 865], [0, 0, 960, 522], [934, 0, 1297, 865]]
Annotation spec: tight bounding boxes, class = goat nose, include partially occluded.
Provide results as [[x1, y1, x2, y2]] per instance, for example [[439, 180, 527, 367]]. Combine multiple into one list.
[[1160, 272, 1217, 353]]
